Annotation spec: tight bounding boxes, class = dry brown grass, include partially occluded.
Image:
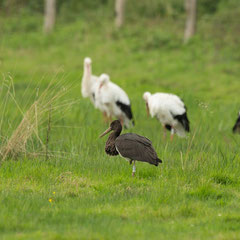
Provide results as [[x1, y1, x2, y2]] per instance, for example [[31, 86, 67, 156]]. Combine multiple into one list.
[[0, 74, 75, 162]]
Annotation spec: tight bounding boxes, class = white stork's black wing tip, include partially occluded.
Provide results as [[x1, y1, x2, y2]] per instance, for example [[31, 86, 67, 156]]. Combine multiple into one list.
[[172, 112, 190, 132], [233, 116, 240, 133], [132, 119, 135, 126], [116, 101, 134, 121], [158, 158, 162, 163], [154, 158, 162, 166]]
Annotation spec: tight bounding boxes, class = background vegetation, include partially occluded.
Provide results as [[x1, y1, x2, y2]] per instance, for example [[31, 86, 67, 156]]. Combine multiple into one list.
[[0, 0, 240, 239]]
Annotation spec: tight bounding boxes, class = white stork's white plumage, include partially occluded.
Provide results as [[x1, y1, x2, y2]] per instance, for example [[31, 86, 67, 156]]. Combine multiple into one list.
[[143, 92, 190, 139], [81, 57, 99, 105], [81, 57, 111, 122], [95, 74, 134, 128]]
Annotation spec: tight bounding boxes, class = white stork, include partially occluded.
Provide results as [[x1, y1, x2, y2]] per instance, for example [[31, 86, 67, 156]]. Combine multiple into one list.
[[143, 92, 190, 140], [95, 74, 134, 128], [81, 57, 99, 105], [81, 57, 110, 122]]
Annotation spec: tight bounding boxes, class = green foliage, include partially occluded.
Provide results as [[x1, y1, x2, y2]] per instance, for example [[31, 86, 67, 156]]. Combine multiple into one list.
[[0, 0, 44, 13], [126, 0, 184, 19], [0, 0, 235, 20], [198, 0, 223, 15], [212, 174, 236, 185]]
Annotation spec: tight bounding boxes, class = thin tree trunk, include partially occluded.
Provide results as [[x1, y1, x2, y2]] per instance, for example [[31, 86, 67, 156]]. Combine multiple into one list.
[[184, 0, 197, 43], [44, 0, 56, 34], [115, 0, 126, 28]]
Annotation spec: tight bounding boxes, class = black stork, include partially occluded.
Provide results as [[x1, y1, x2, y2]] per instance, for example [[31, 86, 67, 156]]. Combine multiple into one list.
[[233, 111, 240, 134], [99, 120, 162, 176]]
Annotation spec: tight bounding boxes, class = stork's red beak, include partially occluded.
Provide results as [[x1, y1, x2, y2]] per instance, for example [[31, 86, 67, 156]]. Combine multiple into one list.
[[146, 103, 150, 117], [99, 127, 112, 138]]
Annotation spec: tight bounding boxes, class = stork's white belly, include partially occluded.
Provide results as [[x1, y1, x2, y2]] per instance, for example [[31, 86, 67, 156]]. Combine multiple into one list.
[[157, 108, 176, 126]]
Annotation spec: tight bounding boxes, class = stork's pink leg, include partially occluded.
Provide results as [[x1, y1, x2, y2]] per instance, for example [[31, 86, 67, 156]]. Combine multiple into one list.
[[170, 127, 175, 141], [132, 161, 136, 177], [119, 116, 124, 127], [108, 115, 112, 123], [102, 112, 108, 123], [163, 127, 167, 140]]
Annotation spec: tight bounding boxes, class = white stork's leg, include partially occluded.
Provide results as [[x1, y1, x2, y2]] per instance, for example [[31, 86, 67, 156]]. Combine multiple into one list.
[[103, 112, 108, 123], [103, 112, 112, 124], [161, 123, 166, 140], [119, 116, 124, 127], [163, 127, 167, 140], [108, 115, 112, 123], [132, 161, 136, 177], [170, 127, 175, 141]]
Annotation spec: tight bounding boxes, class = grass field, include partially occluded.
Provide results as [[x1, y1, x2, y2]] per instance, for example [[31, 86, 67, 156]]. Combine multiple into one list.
[[1, 7, 240, 239]]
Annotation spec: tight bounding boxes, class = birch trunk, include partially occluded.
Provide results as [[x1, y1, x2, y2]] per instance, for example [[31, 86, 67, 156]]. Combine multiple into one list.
[[115, 0, 126, 28], [184, 0, 197, 43], [44, 0, 56, 33]]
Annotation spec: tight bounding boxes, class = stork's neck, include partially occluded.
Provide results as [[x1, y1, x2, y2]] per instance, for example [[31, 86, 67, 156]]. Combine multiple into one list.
[[105, 126, 122, 156], [84, 64, 92, 77], [83, 64, 92, 80], [110, 127, 122, 139], [82, 64, 92, 92]]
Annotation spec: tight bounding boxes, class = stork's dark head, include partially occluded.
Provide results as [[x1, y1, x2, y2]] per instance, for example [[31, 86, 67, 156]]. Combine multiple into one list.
[[99, 120, 122, 138], [110, 120, 122, 130]]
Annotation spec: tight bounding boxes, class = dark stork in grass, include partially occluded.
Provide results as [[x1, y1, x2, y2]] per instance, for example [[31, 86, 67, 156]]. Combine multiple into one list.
[[99, 120, 162, 176], [143, 92, 190, 140], [233, 111, 240, 134], [95, 74, 134, 128]]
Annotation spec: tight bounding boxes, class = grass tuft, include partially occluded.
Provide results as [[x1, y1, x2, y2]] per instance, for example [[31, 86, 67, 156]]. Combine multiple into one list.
[[0, 76, 74, 162], [211, 174, 235, 186]]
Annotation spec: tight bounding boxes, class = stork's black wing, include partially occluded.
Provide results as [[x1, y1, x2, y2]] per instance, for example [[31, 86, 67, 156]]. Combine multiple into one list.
[[116, 101, 135, 127], [233, 116, 240, 133], [170, 111, 190, 132], [116, 101, 133, 120], [115, 133, 162, 166]]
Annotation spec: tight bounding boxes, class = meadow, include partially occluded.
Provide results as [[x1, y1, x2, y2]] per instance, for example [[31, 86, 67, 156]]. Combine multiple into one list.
[[0, 3, 240, 239]]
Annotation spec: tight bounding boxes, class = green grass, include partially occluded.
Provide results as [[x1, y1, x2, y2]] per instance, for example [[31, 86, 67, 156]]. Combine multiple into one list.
[[1, 7, 240, 239]]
